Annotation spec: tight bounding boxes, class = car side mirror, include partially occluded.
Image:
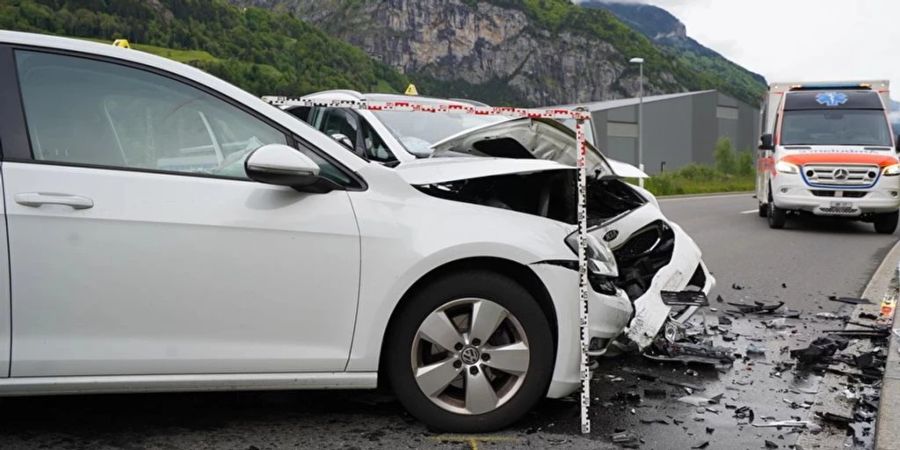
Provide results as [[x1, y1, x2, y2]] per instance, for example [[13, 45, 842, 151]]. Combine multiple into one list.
[[330, 133, 353, 150], [896, 135, 900, 152], [407, 147, 435, 159], [759, 133, 774, 151], [245, 144, 321, 189]]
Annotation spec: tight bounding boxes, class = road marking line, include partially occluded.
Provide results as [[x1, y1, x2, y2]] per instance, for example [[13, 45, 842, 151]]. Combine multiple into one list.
[[658, 192, 753, 202], [740, 209, 757, 214]]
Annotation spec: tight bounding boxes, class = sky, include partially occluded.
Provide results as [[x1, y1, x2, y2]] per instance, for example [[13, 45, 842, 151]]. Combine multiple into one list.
[[588, 0, 900, 102]]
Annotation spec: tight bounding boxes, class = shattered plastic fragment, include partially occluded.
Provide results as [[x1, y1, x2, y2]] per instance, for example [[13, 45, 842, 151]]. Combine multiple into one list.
[[727, 301, 784, 314], [611, 432, 638, 443], [751, 420, 820, 432]]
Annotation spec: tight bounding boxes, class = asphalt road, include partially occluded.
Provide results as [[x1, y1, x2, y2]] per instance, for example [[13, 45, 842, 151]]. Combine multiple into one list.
[[0, 193, 895, 450]]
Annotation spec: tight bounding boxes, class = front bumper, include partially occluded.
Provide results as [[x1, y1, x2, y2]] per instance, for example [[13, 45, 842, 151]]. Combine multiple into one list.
[[772, 172, 900, 216], [624, 222, 715, 349], [530, 263, 632, 398]]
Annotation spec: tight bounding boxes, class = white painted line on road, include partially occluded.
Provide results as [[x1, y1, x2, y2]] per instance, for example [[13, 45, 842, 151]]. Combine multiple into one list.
[[658, 192, 753, 202], [739, 209, 757, 215]]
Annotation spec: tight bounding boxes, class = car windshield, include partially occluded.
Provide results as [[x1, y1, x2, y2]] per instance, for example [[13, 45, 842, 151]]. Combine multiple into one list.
[[781, 109, 893, 147], [371, 110, 507, 156]]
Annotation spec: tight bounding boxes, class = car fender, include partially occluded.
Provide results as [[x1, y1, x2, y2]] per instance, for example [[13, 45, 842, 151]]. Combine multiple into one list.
[[344, 163, 576, 372]]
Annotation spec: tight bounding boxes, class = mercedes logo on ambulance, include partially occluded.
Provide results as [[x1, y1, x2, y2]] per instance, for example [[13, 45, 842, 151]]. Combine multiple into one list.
[[832, 168, 850, 180]]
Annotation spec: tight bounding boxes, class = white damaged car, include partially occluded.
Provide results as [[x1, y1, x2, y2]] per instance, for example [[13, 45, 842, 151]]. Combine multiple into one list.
[[0, 30, 653, 433], [287, 91, 715, 352]]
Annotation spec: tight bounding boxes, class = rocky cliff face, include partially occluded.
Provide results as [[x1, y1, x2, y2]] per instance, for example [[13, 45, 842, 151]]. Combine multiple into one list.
[[581, 1, 767, 102], [235, 0, 684, 106]]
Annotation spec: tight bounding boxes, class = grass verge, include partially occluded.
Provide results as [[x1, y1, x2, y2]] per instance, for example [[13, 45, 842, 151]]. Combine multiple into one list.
[[640, 164, 755, 196]]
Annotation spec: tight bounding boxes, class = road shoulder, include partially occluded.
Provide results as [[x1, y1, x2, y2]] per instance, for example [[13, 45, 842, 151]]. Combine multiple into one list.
[[867, 240, 900, 450]]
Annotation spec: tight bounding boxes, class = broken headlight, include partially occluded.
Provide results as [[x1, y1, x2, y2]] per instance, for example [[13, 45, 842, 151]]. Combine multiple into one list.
[[565, 231, 618, 278]]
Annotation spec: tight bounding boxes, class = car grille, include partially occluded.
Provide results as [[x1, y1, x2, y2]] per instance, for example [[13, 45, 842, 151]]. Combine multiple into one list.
[[810, 190, 868, 198], [802, 164, 879, 187], [818, 206, 859, 215]]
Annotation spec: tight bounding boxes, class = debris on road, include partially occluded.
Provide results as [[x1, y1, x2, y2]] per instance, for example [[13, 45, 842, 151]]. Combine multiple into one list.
[[827, 295, 872, 305], [727, 301, 784, 314], [677, 394, 723, 407], [645, 340, 735, 367]]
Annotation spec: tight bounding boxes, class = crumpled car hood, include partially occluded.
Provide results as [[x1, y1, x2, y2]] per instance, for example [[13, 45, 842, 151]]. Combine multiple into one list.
[[429, 117, 645, 178], [394, 156, 573, 185]]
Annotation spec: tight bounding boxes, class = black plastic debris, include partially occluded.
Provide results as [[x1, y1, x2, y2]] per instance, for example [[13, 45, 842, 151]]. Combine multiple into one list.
[[734, 406, 755, 423], [646, 341, 735, 366], [705, 427, 714, 434], [692, 442, 710, 449], [731, 283, 744, 290], [781, 283, 787, 288], [716, 294, 724, 303], [817, 411, 852, 429], [859, 311, 879, 320], [662, 290, 710, 306], [790, 335, 849, 365], [765, 440, 779, 448], [828, 295, 871, 305], [727, 301, 784, 314]]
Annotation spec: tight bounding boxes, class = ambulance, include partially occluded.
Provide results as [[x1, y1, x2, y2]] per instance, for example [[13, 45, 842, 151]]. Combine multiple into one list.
[[757, 81, 900, 232]]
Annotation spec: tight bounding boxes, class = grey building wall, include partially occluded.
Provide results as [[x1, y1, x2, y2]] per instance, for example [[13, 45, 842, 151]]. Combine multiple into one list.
[[642, 95, 693, 173], [691, 91, 718, 167], [583, 90, 760, 174]]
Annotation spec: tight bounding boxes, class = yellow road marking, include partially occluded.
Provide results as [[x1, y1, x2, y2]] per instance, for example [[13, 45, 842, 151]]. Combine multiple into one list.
[[431, 435, 519, 450]]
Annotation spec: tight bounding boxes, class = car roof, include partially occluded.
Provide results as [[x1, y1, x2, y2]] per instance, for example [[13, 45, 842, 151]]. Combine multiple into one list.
[[0, 30, 368, 172]]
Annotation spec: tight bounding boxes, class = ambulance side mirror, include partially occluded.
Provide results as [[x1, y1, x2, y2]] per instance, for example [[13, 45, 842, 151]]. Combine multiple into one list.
[[759, 134, 774, 151], [895, 135, 900, 152]]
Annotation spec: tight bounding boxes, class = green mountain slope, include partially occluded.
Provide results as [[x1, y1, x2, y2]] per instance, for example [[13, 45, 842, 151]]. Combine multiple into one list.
[[0, 0, 409, 96], [580, 1, 767, 106]]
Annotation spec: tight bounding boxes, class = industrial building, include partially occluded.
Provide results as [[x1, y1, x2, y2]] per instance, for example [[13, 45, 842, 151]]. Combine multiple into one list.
[[562, 91, 761, 174]]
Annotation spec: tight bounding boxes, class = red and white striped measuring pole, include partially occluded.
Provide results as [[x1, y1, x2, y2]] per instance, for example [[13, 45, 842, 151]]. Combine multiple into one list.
[[263, 96, 594, 434]]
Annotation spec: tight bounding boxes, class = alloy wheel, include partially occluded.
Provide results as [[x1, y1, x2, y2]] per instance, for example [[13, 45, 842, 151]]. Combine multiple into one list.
[[410, 298, 530, 415]]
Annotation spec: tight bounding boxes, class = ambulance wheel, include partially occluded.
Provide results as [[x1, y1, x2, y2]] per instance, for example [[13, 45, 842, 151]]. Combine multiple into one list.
[[768, 202, 786, 229], [874, 211, 898, 234], [758, 201, 768, 218]]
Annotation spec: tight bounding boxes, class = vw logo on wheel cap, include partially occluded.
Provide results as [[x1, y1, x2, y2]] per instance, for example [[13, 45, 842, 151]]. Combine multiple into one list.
[[833, 168, 850, 180], [460, 346, 481, 365]]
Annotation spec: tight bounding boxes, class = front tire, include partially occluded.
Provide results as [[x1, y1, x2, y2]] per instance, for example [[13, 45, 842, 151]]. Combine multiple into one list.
[[768, 201, 787, 229], [758, 201, 768, 217], [874, 211, 899, 234], [384, 271, 554, 432]]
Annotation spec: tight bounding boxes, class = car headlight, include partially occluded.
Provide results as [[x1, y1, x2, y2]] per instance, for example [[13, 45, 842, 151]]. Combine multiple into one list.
[[883, 164, 900, 176], [775, 161, 799, 174], [565, 231, 618, 278]]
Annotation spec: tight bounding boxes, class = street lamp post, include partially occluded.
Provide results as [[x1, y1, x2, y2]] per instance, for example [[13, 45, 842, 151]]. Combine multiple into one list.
[[629, 57, 645, 187]]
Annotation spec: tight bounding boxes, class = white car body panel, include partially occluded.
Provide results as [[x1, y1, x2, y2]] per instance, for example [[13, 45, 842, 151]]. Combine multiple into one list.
[[394, 157, 573, 185], [4, 162, 361, 376], [341, 163, 579, 374]]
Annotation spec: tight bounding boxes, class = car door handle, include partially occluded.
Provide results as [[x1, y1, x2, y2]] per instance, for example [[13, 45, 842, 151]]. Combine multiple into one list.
[[14, 192, 94, 210]]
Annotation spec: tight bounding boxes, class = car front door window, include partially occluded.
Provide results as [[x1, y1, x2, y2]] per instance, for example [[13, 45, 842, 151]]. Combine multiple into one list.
[[16, 50, 286, 179]]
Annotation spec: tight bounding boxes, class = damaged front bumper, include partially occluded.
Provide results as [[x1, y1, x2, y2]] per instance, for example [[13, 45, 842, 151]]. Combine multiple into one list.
[[623, 222, 716, 350], [530, 263, 632, 398]]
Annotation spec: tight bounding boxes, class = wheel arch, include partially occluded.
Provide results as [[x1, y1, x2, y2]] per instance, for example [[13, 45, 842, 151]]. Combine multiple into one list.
[[377, 257, 558, 382]]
